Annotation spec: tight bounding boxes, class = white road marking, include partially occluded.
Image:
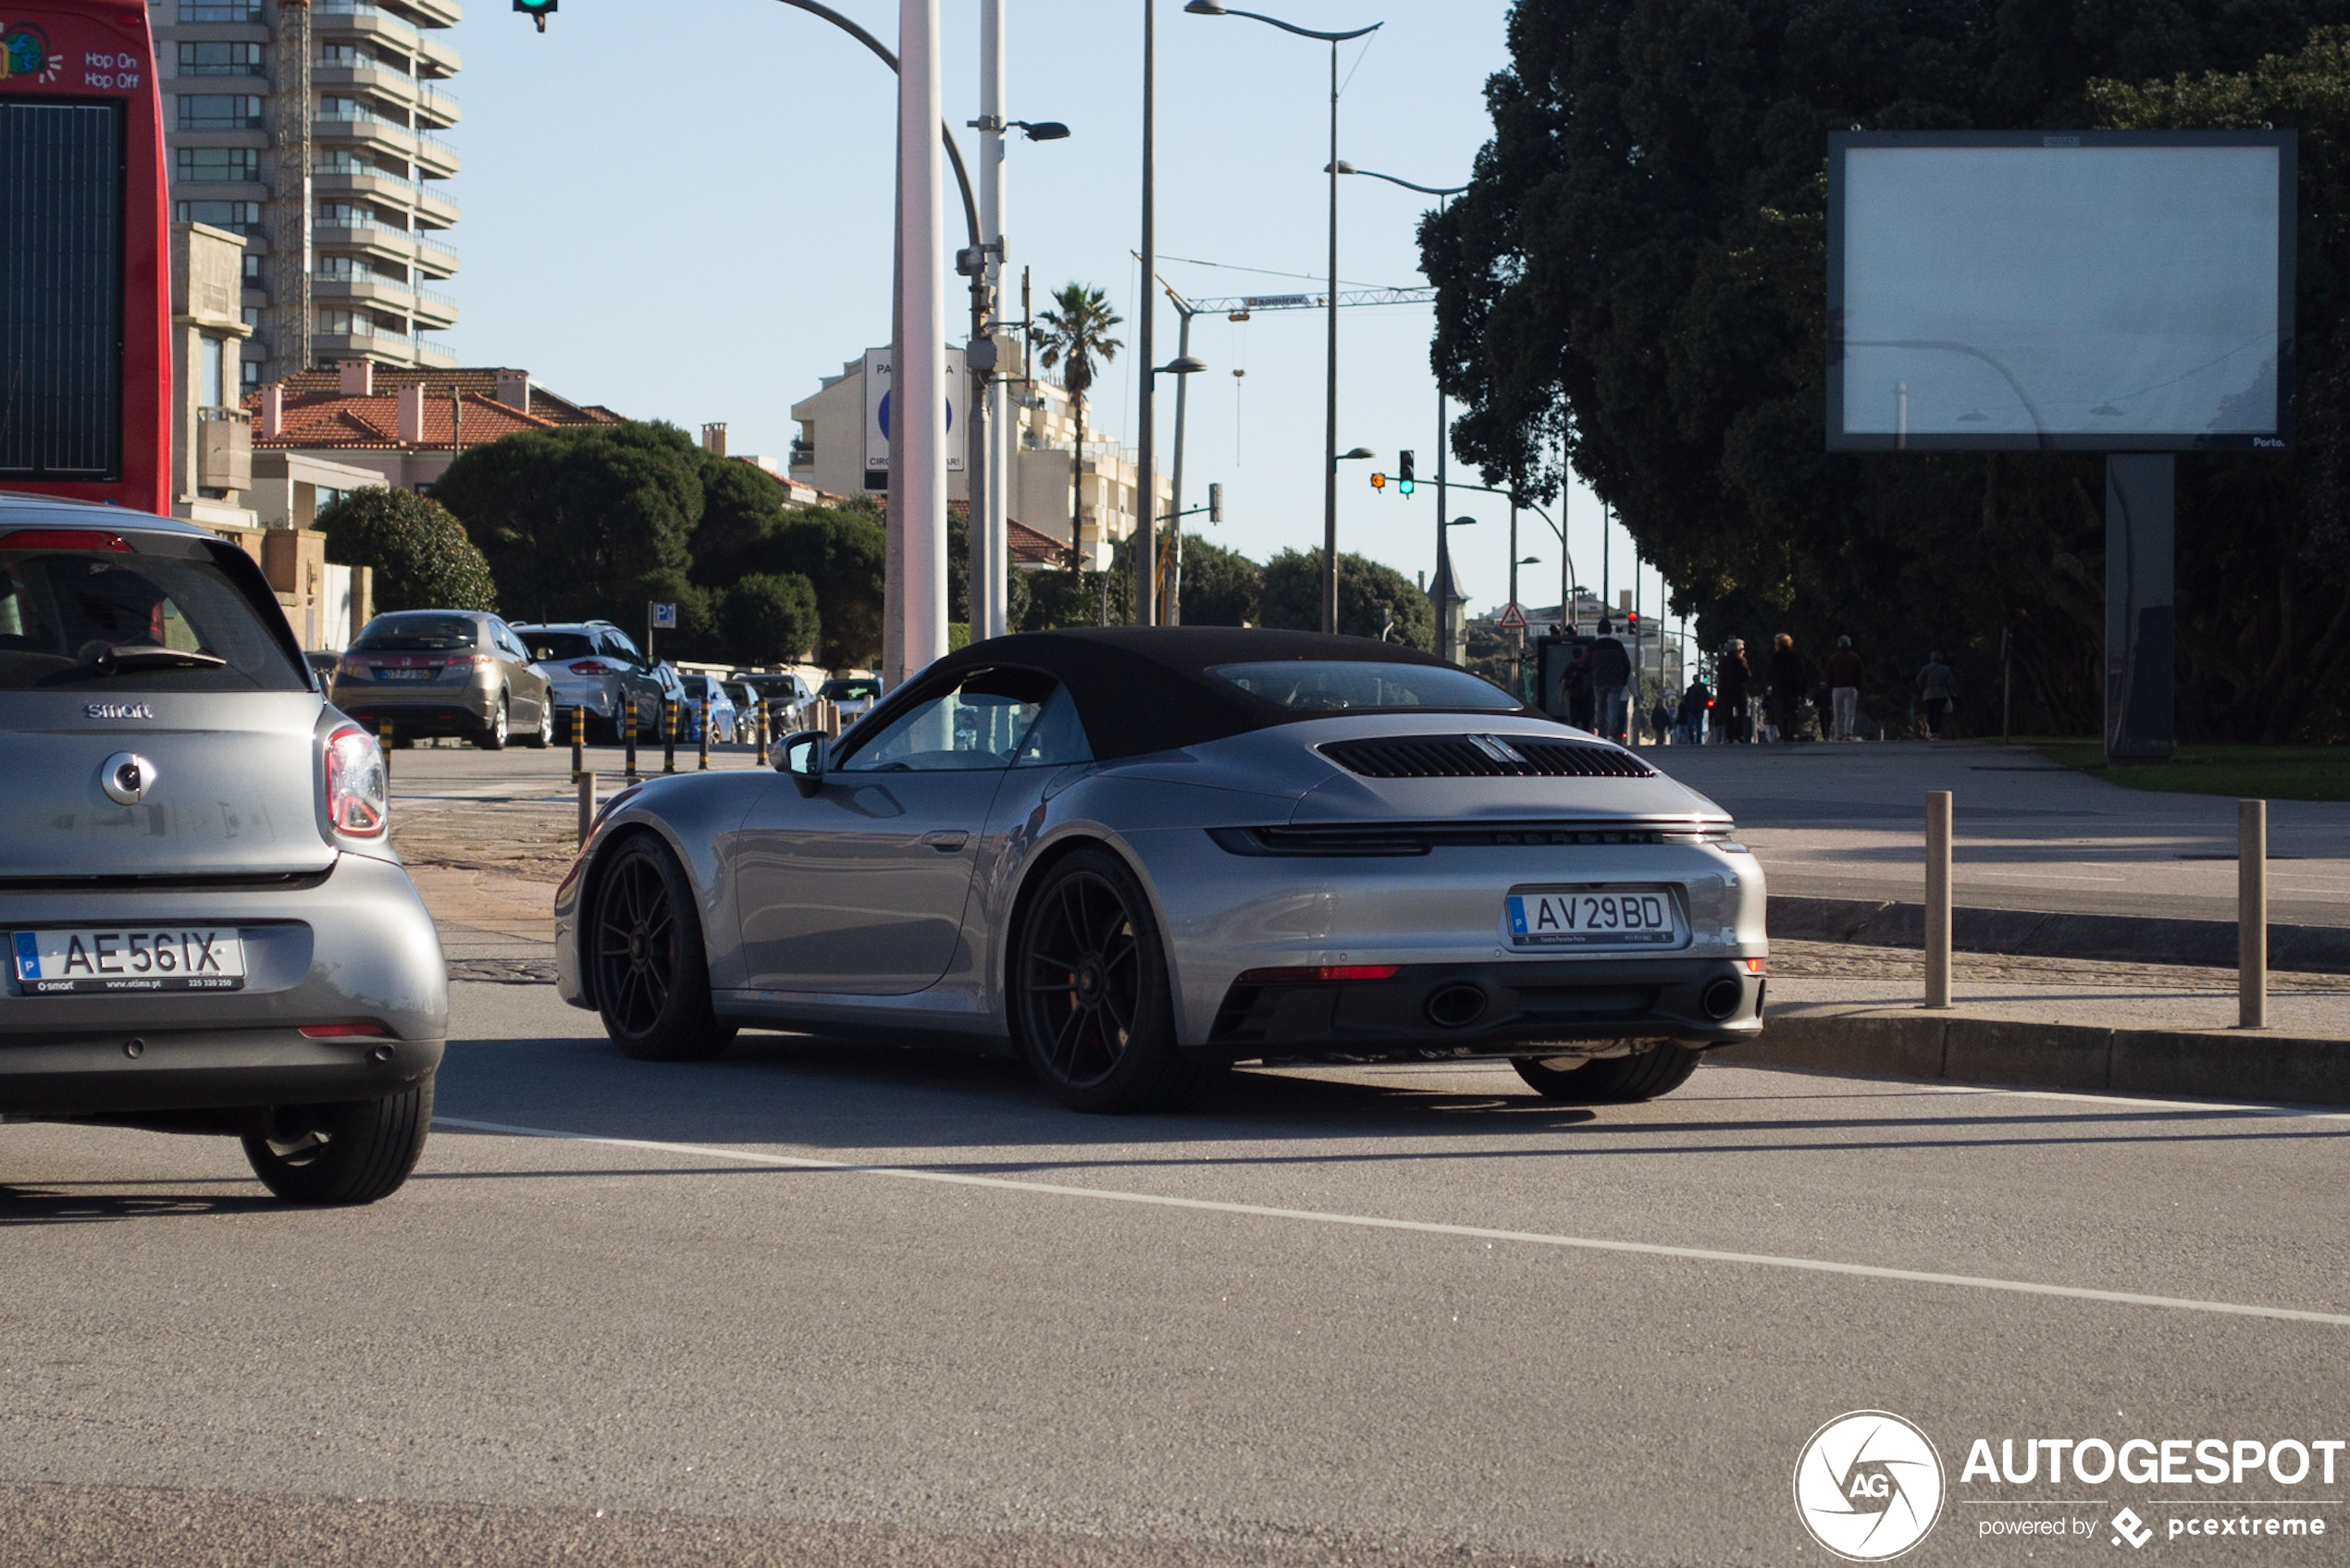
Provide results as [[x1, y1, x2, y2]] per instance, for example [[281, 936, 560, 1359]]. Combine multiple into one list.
[[433, 1115, 2350, 1328]]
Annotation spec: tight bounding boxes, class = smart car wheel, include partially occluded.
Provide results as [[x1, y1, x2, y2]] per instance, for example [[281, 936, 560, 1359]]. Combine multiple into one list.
[[1013, 847, 1209, 1114], [241, 1077, 434, 1204], [474, 694, 509, 750], [523, 696, 553, 748], [1512, 1043, 1701, 1104], [591, 837, 736, 1062]]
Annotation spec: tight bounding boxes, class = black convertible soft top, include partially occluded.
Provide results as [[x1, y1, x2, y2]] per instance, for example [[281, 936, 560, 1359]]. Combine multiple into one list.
[[873, 627, 1536, 762]]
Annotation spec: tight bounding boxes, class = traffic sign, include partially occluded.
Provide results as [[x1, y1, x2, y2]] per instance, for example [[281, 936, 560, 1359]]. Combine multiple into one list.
[[650, 602, 678, 629], [1498, 601, 1528, 632]]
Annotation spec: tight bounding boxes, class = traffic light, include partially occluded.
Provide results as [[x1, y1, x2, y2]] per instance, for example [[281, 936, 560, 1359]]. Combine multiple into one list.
[[1397, 450, 1416, 496], [513, 0, 556, 30], [1208, 482, 1223, 523], [1369, 472, 1386, 490]]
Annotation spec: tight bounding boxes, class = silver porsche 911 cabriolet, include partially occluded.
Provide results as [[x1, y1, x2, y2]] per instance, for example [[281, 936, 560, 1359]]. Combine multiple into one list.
[[553, 628, 1765, 1112]]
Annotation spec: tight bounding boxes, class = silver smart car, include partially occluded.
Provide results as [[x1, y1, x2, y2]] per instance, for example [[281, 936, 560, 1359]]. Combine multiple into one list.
[[0, 498, 446, 1204], [553, 628, 1766, 1113]]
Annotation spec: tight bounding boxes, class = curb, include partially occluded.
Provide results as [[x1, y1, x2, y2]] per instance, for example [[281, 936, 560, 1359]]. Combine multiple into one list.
[[1769, 895, 2350, 975], [1716, 1008, 2349, 1105]]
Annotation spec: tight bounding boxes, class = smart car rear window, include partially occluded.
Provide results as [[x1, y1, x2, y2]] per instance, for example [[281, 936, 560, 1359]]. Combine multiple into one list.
[[354, 614, 480, 652], [0, 537, 307, 693], [1208, 661, 1518, 712]]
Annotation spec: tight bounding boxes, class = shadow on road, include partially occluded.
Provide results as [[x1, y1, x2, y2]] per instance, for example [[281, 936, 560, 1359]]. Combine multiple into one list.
[[0, 1182, 278, 1224]]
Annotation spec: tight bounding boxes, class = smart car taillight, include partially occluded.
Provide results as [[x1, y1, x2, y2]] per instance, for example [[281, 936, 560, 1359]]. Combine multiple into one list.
[[324, 722, 389, 837]]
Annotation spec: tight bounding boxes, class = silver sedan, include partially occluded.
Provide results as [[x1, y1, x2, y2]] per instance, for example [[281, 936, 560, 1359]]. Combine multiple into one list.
[[553, 629, 1766, 1112]]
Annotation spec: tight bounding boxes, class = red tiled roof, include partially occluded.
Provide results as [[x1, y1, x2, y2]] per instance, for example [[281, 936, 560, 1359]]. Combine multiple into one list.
[[244, 389, 563, 451], [1008, 517, 1066, 564], [263, 367, 624, 427]]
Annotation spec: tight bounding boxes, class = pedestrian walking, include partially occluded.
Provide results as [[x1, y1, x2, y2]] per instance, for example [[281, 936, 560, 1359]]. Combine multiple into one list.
[[1714, 638, 1752, 742], [1824, 634, 1864, 742], [1676, 676, 1712, 745], [1917, 650, 1958, 739], [1587, 620, 1633, 743], [1765, 633, 1806, 743], [1560, 644, 1596, 733]]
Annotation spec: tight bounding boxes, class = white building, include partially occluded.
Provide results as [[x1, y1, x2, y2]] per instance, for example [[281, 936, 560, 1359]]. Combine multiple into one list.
[[789, 347, 1170, 572]]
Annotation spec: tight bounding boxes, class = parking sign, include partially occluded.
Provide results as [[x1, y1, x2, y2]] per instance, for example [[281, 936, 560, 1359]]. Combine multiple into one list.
[[650, 602, 677, 629]]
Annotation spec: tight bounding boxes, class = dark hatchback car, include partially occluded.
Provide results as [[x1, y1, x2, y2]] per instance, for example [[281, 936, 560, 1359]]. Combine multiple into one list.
[[0, 498, 446, 1204]]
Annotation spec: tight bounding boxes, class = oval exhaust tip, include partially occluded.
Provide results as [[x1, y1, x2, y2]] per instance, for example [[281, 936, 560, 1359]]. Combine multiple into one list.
[[1425, 982, 1489, 1029], [1700, 976, 1745, 1020]]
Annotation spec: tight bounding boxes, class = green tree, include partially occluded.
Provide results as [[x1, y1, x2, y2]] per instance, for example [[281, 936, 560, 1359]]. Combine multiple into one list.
[[432, 422, 701, 629], [316, 486, 497, 612], [1422, 0, 2350, 739], [1258, 549, 1436, 649], [1033, 283, 1122, 569], [732, 506, 885, 670], [720, 572, 822, 667], [1177, 533, 1262, 626]]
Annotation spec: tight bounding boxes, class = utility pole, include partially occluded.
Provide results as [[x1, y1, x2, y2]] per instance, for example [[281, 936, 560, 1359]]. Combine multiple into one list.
[[269, 0, 313, 383], [892, 0, 948, 679], [976, 0, 1009, 640], [1319, 36, 1340, 633], [1133, 0, 1158, 625]]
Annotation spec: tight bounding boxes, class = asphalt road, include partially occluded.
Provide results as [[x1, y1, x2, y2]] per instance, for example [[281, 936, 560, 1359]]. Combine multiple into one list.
[[1645, 741, 2350, 927], [6, 982, 2347, 1566]]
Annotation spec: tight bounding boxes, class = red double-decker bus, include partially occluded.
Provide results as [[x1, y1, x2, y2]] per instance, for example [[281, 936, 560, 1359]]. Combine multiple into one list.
[[1, 0, 170, 513]]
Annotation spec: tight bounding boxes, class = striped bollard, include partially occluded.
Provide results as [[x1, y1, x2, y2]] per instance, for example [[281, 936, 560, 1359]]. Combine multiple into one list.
[[662, 698, 677, 774], [570, 707, 584, 777], [623, 698, 637, 782], [698, 699, 711, 771]]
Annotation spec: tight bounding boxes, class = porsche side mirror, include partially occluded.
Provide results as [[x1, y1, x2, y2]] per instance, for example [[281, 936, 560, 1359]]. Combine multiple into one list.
[[779, 728, 828, 795]]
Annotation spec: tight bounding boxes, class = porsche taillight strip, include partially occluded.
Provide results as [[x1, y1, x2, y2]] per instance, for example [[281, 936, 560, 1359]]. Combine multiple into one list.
[[1318, 735, 1657, 780], [1207, 821, 1732, 857]]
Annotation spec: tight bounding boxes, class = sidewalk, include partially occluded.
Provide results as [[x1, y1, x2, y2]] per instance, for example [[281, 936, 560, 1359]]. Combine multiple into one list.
[[1725, 944, 2350, 1105]]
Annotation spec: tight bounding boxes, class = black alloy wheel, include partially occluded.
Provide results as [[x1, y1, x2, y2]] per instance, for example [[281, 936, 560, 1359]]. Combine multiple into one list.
[[1512, 1043, 1701, 1104], [475, 694, 510, 750], [1013, 847, 1212, 1113], [590, 838, 736, 1062]]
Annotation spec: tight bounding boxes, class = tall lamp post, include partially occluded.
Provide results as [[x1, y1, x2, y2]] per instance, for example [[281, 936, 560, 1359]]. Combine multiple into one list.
[[1185, 0, 1380, 634], [1332, 163, 1468, 658]]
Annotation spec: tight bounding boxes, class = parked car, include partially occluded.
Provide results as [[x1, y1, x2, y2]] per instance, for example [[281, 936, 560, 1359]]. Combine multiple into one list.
[[816, 673, 884, 726], [330, 610, 555, 750], [730, 671, 814, 734], [554, 628, 1765, 1114], [513, 621, 684, 743], [678, 673, 737, 744], [0, 495, 445, 1203]]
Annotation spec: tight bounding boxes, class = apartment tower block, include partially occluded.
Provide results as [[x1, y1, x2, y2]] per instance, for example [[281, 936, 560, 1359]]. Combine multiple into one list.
[[152, 0, 462, 389]]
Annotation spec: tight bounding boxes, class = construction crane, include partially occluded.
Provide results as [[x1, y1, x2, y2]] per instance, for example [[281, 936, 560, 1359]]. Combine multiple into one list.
[[1190, 287, 1435, 318]]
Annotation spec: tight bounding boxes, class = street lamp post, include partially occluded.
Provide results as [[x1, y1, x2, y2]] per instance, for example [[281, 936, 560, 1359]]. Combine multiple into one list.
[[1330, 163, 1468, 659], [1135, 0, 1159, 626], [1185, 1, 1379, 634]]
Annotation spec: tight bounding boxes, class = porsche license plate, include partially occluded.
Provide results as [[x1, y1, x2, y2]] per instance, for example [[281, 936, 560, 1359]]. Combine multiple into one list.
[[1504, 887, 1682, 950], [11, 928, 247, 994]]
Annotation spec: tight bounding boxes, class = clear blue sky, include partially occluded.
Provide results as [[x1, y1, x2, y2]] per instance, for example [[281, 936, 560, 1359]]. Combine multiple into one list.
[[447, 0, 1664, 621]]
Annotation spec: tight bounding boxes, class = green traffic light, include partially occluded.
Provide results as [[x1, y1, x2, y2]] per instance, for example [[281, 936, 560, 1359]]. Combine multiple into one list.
[[513, 0, 556, 27], [1397, 478, 1415, 496]]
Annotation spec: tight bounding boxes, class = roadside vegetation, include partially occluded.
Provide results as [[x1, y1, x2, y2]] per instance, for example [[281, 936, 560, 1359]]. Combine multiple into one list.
[[2005, 738, 2350, 803]]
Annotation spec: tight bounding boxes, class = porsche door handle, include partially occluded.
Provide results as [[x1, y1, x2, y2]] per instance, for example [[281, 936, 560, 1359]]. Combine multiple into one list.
[[920, 830, 971, 852]]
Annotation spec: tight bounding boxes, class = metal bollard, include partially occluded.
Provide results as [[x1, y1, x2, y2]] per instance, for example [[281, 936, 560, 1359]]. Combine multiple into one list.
[[698, 698, 711, 771], [377, 716, 393, 782], [1924, 791, 1952, 1009], [663, 698, 677, 774], [752, 698, 766, 761], [2240, 798, 2268, 1029], [570, 707, 584, 777], [576, 771, 596, 846], [624, 698, 638, 781]]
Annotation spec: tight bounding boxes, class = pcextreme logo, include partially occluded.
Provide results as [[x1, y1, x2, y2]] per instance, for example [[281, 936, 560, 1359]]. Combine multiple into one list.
[[1795, 1410, 1948, 1561]]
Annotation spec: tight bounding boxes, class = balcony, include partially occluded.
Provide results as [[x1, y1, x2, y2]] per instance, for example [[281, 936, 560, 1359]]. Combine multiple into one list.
[[314, 167, 423, 213], [314, 274, 414, 311], [414, 184, 460, 226], [386, 0, 463, 29], [311, 1, 422, 52], [412, 229, 459, 276], [313, 61, 418, 110], [314, 111, 417, 159], [414, 82, 460, 128], [412, 131, 460, 179], [414, 337, 459, 369], [314, 221, 415, 265], [410, 288, 459, 328]]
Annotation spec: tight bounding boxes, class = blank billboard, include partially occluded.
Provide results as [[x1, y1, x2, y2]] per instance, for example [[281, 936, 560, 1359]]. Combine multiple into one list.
[[1827, 131, 2294, 451]]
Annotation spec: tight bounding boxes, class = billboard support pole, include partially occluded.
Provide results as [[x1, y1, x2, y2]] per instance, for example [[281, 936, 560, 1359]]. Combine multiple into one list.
[[2104, 453, 2175, 761]]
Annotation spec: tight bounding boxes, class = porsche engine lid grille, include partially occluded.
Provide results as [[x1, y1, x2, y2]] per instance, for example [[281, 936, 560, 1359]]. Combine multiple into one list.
[[1318, 735, 1656, 781]]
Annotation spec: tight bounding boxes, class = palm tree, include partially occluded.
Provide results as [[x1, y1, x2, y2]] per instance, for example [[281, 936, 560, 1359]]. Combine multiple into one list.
[[1033, 283, 1123, 571]]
